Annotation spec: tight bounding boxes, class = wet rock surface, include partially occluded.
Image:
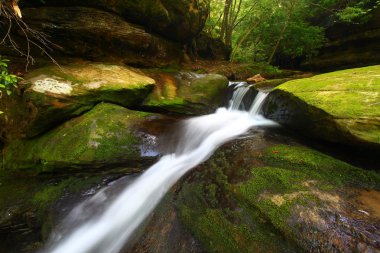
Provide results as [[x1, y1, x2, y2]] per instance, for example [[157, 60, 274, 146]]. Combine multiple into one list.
[[142, 72, 228, 115]]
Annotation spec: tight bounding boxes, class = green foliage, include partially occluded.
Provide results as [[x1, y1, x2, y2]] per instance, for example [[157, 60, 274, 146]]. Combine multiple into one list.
[[335, 0, 380, 23], [204, 0, 379, 64], [0, 56, 20, 115], [0, 57, 19, 96]]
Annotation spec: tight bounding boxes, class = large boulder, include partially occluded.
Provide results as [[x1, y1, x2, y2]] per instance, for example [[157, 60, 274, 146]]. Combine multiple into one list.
[[19, 7, 183, 66], [263, 65, 380, 150], [142, 72, 229, 115], [177, 136, 380, 253], [1, 62, 155, 138], [2, 103, 160, 173], [24, 0, 208, 43]]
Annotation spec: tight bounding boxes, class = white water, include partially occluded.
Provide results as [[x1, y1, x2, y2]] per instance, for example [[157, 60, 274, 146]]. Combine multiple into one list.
[[43, 86, 276, 253]]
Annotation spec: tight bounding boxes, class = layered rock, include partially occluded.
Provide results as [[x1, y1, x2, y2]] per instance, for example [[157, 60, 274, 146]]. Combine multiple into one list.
[[24, 0, 209, 43], [302, 8, 380, 70], [3, 103, 159, 173], [263, 65, 380, 150], [20, 7, 183, 66], [142, 72, 228, 115]]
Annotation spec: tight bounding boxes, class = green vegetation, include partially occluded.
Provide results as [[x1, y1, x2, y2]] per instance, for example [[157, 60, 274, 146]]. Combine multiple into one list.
[[0, 57, 19, 115], [204, 0, 379, 64]]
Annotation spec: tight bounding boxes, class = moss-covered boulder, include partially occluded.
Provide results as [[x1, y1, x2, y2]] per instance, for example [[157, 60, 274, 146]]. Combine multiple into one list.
[[3, 103, 159, 173], [236, 145, 380, 252], [11, 63, 155, 138], [263, 65, 380, 150], [142, 72, 228, 115], [177, 136, 380, 253]]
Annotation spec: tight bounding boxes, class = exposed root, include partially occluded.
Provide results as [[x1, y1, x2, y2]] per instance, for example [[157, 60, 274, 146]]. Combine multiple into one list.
[[0, 0, 60, 70]]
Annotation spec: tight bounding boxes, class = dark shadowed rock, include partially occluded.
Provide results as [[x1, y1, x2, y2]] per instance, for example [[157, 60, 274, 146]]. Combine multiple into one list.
[[21, 7, 183, 67], [302, 8, 380, 71], [23, 0, 209, 43]]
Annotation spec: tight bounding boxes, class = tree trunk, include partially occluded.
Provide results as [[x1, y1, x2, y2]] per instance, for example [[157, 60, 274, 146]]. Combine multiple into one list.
[[267, 1, 296, 64], [220, 0, 232, 42]]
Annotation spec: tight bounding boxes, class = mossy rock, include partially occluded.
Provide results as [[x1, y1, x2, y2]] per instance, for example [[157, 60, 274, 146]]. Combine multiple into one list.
[[3, 103, 158, 173], [236, 144, 380, 252], [263, 65, 380, 150], [177, 134, 380, 253], [20, 63, 155, 137], [142, 72, 228, 115], [176, 142, 302, 253]]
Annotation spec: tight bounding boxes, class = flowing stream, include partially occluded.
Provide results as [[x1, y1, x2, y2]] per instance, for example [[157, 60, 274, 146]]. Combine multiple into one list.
[[43, 84, 276, 253]]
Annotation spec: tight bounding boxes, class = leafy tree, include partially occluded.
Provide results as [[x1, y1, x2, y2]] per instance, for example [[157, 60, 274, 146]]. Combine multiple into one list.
[[204, 0, 380, 64]]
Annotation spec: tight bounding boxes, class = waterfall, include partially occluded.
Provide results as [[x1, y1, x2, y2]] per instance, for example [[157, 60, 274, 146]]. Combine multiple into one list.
[[42, 84, 275, 253]]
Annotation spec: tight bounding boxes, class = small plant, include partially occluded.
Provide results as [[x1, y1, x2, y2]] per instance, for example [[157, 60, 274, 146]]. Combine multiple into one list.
[[0, 56, 20, 114]]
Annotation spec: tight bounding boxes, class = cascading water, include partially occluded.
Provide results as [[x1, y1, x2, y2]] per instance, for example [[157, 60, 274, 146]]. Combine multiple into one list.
[[42, 83, 276, 253]]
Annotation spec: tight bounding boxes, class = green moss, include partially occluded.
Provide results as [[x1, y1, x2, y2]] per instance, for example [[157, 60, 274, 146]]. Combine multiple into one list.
[[235, 144, 380, 237], [275, 65, 380, 118], [262, 145, 380, 189], [3, 103, 150, 172], [178, 178, 300, 253], [32, 178, 75, 209], [270, 65, 380, 146]]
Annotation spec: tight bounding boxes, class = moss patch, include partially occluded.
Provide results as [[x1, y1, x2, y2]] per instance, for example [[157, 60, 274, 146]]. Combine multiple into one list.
[[276, 65, 380, 118], [177, 148, 300, 253], [236, 144, 380, 237], [3, 103, 152, 172]]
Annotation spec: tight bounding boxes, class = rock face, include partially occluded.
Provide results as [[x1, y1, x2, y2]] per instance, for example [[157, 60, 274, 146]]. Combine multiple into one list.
[[1, 63, 155, 138], [3, 103, 159, 173], [21, 7, 183, 66], [24, 0, 209, 43], [302, 8, 380, 70], [142, 72, 229, 115], [263, 65, 380, 150], [196, 32, 231, 61], [11, 0, 210, 66]]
